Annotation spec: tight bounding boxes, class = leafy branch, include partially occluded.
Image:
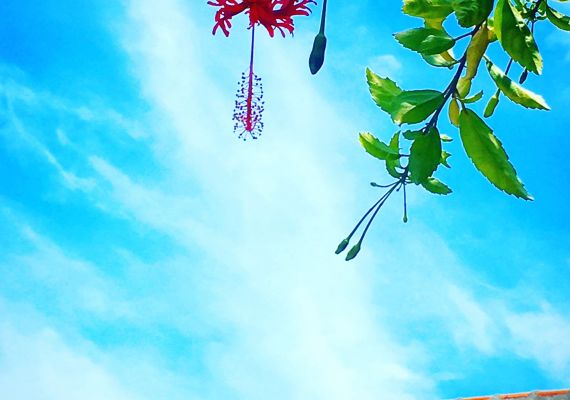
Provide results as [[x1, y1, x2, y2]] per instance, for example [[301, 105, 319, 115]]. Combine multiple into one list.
[[324, 0, 570, 261]]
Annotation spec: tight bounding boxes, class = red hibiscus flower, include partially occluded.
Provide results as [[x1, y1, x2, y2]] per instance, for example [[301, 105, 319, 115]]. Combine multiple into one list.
[[208, 0, 316, 37], [209, 0, 315, 140]]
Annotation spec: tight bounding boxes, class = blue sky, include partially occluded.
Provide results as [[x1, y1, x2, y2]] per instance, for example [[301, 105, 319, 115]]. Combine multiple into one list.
[[1, 0, 570, 398]]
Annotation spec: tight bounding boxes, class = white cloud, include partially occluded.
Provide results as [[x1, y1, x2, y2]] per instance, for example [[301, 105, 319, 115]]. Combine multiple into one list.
[[88, 155, 206, 247], [0, 218, 129, 320], [0, 297, 204, 400], [109, 0, 570, 396], [446, 285, 496, 355], [56, 128, 71, 146], [1, 0, 569, 398], [368, 54, 403, 79], [115, 0, 439, 398], [506, 307, 570, 382], [0, 98, 95, 192], [0, 74, 147, 141], [0, 320, 139, 400]]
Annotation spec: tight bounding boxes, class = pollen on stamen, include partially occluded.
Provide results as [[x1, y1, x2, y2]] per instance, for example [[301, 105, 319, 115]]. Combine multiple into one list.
[[232, 71, 265, 141]]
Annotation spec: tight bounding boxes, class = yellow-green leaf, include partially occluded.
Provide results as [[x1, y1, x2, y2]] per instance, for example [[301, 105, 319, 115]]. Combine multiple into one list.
[[487, 17, 498, 42], [452, 0, 494, 27], [485, 59, 550, 110], [386, 132, 403, 178], [366, 68, 403, 115], [462, 90, 484, 104], [457, 23, 491, 98], [359, 132, 400, 161], [395, 27, 456, 55], [495, 0, 543, 74], [546, 6, 570, 31], [391, 90, 445, 124], [465, 24, 491, 81], [459, 108, 532, 199], [457, 76, 472, 98], [422, 52, 458, 68], [421, 177, 453, 194], [402, 0, 454, 20]]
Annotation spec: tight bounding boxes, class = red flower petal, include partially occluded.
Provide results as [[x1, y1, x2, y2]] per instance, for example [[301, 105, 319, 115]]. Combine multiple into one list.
[[208, 0, 315, 36]]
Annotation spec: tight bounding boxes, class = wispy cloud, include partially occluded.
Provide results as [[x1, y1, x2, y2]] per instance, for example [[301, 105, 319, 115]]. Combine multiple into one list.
[[368, 54, 403, 79], [0, 92, 95, 191], [0, 320, 139, 400], [506, 306, 570, 382], [1, 0, 569, 398]]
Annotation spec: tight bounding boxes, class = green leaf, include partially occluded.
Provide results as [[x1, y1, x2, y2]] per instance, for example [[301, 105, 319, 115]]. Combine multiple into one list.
[[512, 0, 525, 11], [366, 68, 403, 115], [487, 16, 498, 42], [546, 6, 570, 31], [359, 132, 400, 161], [485, 59, 550, 110], [422, 52, 459, 68], [465, 24, 490, 80], [440, 134, 454, 142], [457, 77, 472, 98], [391, 90, 445, 124], [402, 0, 454, 20], [459, 108, 532, 199], [495, 0, 543, 74], [458, 23, 491, 98], [395, 27, 456, 55], [452, 0, 494, 27], [409, 127, 442, 184], [403, 130, 422, 140], [386, 132, 403, 178], [421, 177, 453, 194], [440, 150, 452, 167], [462, 90, 485, 104]]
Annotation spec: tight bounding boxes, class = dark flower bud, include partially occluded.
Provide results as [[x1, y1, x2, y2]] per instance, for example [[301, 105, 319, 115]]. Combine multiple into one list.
[[519, 69, 529, 84], [309, 33, 327, 75], [335, 238, 350, 254], [345, 242, 361, 261]]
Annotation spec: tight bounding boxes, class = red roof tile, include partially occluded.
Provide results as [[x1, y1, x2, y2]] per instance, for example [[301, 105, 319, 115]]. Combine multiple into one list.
[[459, 389, 570, 400]]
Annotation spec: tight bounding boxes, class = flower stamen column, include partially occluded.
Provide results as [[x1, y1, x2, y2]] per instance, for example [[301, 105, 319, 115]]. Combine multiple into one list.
[[209, 0, 315, 141], [233, 26, 264, 140]]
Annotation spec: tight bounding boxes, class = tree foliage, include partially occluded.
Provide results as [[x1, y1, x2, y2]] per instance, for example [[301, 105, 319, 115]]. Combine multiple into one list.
[[321, 0, 570, 260]]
